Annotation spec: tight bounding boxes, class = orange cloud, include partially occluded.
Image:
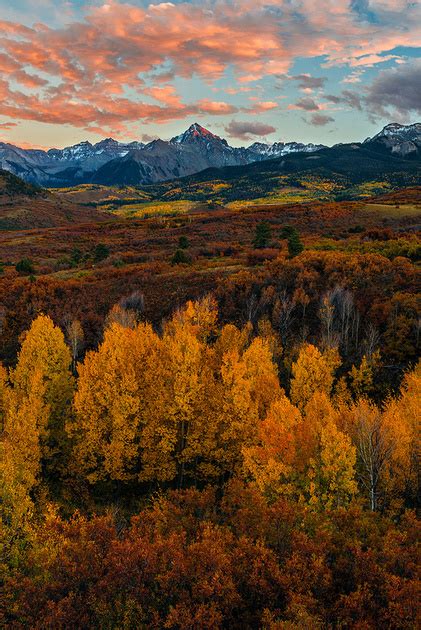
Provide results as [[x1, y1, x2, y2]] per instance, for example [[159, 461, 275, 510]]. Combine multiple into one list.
[[0, 0, 419, 134], [247, 101, 279, 113]]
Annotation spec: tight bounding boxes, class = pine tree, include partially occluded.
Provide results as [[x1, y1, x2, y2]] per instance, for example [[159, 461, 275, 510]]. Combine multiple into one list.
[[253, 221, 271, 249], [287, 229, 304, 258]]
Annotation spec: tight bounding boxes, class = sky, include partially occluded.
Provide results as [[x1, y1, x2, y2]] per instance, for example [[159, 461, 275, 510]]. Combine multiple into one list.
[[0, 0, 420, 149]]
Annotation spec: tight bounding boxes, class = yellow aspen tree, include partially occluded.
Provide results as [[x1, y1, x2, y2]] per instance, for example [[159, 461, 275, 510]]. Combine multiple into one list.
[[332, 376, 352, 408], [242, 396, 302, 500], [216, 347, 258, 475], [165, 295, 218, 342], [310, 417, 357, 509], [105, 304, 137, 330], [381, 363, 420, 507], [188, 348, 225, 481], [298, 392, 337, 468], [11, 315, 73, 473], [65, 318, 84, 373], [290, 344, 339, 410], [211, 323, 250, 370], [0, 369, 48, 529], [71, 322, 163, 483], [257, 318, 282, 361], [349, 352, 380, 399], [209, 333, 281, 479], [144, 315, 257, 485], [302, 393, 357, 509], [140, 303, 228, 486], [242, 337, 283, 418], [350, 398, 393, 511], [141, 321, 204, 486], [346, 365, 419, 511], [0, 363, 8, 432]]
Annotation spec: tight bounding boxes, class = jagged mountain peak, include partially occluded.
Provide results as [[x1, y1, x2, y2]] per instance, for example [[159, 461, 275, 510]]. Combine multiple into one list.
[[366, 122, 421, 142], [68, 140, 93, 149], [364, 122, 421, 158], [383, 122, 421, 131], [171, 123, 223, 144], [94, 137, 119, 148], [248, 139, 326, 158]]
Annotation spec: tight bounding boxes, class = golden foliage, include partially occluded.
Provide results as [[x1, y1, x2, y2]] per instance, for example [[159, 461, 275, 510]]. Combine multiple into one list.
[[243, 396, 302, 500], [11, 314, 74, 463], [290, 344, 339, 410]]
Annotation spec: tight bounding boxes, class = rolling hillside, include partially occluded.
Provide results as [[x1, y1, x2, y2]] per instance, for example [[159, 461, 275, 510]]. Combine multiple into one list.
[[0, 169, 108, 230]]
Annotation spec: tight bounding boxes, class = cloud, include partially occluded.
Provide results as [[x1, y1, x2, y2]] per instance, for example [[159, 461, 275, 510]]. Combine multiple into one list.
[[246, 101, 279, 113], [308, 113, 335, 126], [224, 120, 276, 141], [140, 133, 158, 143], [325, 90, 363, 110], [0, 0, 420, 134], [342, 70, 364, 84], [347, 53, 402, 67], [279, 74, 327, 91], [291, 97, 320, 111], [364, 59, 421, 118], [0, 121, 17, 130], [197, 100, 238, 115], [325, 60, 421, 121]]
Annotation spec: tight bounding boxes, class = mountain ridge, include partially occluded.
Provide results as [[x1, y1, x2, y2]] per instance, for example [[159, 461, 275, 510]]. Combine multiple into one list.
[[0, 122, 419, 188]]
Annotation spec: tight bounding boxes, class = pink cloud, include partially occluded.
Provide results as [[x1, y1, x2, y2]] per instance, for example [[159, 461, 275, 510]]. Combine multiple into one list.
[[0, 0, 419, 134], [247, 101, 279, 113], [0, 121, 17, 130], [196, 100, 238, 114]]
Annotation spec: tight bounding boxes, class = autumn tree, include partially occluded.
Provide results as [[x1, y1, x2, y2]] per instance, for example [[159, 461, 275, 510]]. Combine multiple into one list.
[[71, 297, 281, 488], [105, 304, 137, 330], [166, 294, 218, 342], [257, 318, 282, 362], [72, 298, 217, 486], [349, 352, 380, 400], [71, 322, 165, 483], [307, 398, 357, 509], [272, 290, 296, 349], [0, 369, 48, 537], [242, 396, 302, 500], [142, 317, 204, 485], [381, 363, 420, 507], [319, 293, 337, 349], [351, 399, 393, 511], [119, 290, 145, 321], [10, 314, 73, 478], [290, 344, 339, 410]]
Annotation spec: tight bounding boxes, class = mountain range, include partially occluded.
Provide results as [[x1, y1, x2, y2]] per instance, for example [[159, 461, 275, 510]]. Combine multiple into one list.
[[0, 122, 420, 188]]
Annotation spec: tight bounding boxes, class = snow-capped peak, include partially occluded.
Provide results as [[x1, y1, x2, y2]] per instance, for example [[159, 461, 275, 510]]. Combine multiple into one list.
[[365, 122, 421, 143], [171, 123, 222, 144], [248, 140, 325, 158]]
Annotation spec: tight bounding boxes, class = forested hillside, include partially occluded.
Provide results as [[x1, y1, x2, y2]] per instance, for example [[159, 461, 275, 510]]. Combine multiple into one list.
[[0, 178, 420, 628]]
